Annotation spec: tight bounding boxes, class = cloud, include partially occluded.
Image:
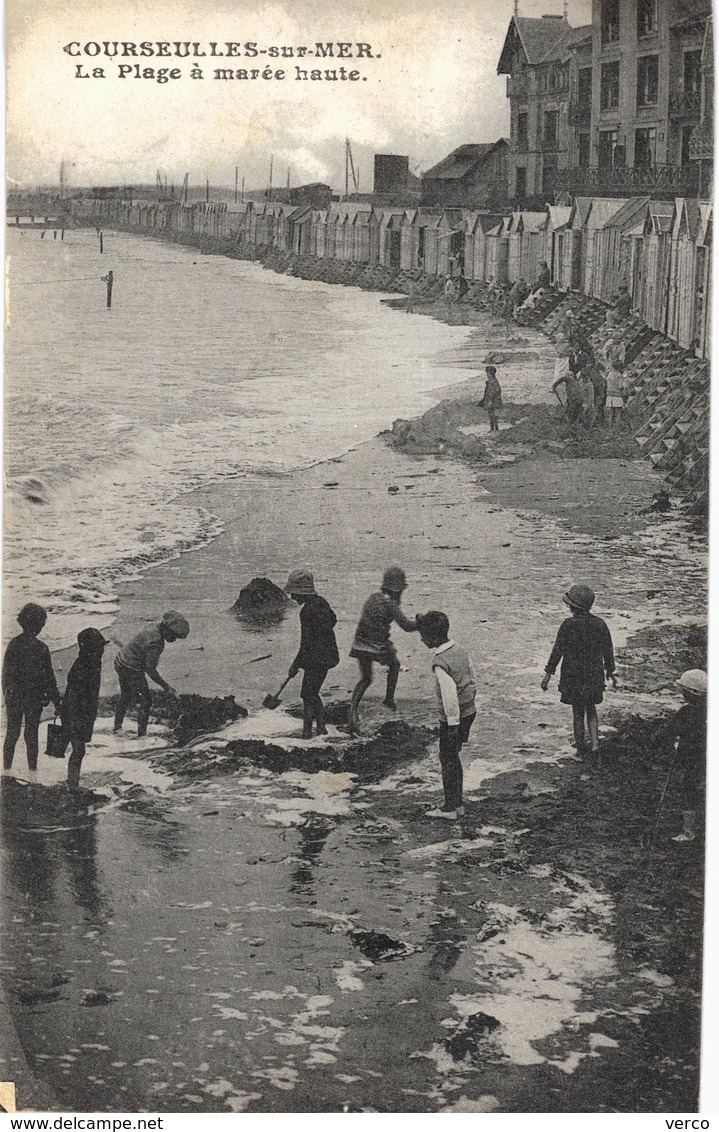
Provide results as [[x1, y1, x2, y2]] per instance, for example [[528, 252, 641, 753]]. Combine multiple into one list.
[[7, 0, 591, 190]]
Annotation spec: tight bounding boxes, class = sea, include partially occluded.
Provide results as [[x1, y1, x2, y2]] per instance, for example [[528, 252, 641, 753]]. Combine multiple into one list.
[[4, 227, 470, 649]]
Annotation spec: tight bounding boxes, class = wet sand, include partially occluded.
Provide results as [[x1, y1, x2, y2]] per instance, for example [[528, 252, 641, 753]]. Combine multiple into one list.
[[2, 299, 707, 1113]]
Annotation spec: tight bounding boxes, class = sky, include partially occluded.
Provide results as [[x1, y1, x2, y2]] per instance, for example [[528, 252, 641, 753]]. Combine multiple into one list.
[[7, 0, 591, 194]]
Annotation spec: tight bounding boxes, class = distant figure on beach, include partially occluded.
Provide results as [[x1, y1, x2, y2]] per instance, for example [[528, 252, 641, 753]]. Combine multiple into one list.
[[480, 365, 502, 432], [58, 628, 108, 790], [669, 669, 707, 843], [541, 584, 616, 761], [509, 277, 529, 317], [348, 567, 419, 735], [605, 285, 631, 327], [557, 308, 576, 339], [535, 260, 551, 290], [443, 275, 455, 317], [577, 369, 595, 428], [602, 338, 627, 427], [284, 569, 340, 739], [417, 610, 476, 821], [113, 611, 189, 738], [2, 603, 61, 774], [406, 278, 418, 314]]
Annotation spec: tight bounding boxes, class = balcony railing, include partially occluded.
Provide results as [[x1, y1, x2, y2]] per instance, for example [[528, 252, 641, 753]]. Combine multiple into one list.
[[689, 120, 713, 161], [669, 90, 702, 117], [568, 101, 592, 126], [547, 162, 700, 197]]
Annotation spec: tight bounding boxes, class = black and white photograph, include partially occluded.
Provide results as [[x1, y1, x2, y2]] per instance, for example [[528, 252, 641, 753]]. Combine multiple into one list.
[[2, 0, 715, 1116]]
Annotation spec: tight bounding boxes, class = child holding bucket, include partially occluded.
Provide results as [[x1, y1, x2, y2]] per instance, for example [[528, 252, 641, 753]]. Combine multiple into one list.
[[541, 584, 616, 759]]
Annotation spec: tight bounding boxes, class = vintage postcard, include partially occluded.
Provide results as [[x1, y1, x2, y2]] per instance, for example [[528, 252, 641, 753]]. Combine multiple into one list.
[[2, 0, 714, 1116]]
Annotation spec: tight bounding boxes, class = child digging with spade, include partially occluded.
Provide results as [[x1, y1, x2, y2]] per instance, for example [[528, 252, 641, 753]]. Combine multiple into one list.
[[284, 569, 340, 739], [541, 584, 616, 760]]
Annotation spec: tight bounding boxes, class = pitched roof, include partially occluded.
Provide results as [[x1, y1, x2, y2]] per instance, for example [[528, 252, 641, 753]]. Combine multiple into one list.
[[423, 140, 509, 182], [601, 196, 651, 231], [586, 198, 629, 230], [498, 15, 575, 73]]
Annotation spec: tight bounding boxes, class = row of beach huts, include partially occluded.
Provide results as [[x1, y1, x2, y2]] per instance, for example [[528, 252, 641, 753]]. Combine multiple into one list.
[[72, 193, 712, 359]]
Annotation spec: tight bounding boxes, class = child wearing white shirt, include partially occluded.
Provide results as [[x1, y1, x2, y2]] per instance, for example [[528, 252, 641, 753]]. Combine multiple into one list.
[[418, 611, 477, 820]]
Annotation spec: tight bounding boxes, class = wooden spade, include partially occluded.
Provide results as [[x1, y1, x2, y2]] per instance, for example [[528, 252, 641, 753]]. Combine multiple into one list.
[[262, 674, 294, 710]]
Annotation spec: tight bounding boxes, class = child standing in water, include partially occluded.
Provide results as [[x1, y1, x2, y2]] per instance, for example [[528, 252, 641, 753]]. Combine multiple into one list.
[[348, 567, 419, 735], [285, 569, 340, 739], [480, 365, 503, 432], [670, 669, 707, 843], [2, 603, 61, 774], [58, 628, 108, 790], [541, 584, 616, 759], [418, 610, 477, 820]]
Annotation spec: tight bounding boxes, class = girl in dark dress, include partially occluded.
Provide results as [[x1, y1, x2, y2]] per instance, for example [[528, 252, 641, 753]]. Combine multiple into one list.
[[58, 628, 108, 790], [285, 569, 339, 739], [541, 584, 616, 758]]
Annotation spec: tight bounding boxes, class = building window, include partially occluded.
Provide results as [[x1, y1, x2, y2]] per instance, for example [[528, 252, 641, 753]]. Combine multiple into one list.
[[516, 166, 527, 198], [635, 126, 657, 166], [601, 0, 620, 46], [517, 112, 528, 150], [637, 0, 657, 38], [684, 49, 702, 94], [544, 110, 559, 150], [680, 125, 693, 166], [601, 61, 620, 110], [598, 128, 619, 167], [578, 132, 591, 167], [542, 155, 557, 194], [578, 67, 592, 108], [637, 55, 659, 107]]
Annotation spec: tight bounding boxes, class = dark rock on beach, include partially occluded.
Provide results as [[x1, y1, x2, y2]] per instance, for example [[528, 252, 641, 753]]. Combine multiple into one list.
[[232, 576, 290, 622]]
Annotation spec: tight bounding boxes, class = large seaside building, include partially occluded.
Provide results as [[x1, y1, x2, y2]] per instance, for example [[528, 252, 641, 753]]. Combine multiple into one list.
[[498, 1, 713, 205], [420, 141, 509, 208]]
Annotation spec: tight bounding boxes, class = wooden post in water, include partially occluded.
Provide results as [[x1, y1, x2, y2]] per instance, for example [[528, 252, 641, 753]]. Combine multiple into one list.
[[101, 270, 113, 308], [61, 228, 65, 240], [99, 232, 104, 254]]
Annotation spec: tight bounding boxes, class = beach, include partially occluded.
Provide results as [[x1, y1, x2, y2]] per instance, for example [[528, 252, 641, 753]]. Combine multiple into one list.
[[1, 237, 706, 1113]]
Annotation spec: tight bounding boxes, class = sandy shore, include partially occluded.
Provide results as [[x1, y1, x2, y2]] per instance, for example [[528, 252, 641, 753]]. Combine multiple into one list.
[[3, 296, 706, 1113]]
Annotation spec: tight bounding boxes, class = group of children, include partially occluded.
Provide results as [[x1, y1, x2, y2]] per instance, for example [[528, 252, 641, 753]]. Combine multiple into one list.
[[279, 568, 706, 833], [2, 606, 190, 791], [1, 577, 706, 840]]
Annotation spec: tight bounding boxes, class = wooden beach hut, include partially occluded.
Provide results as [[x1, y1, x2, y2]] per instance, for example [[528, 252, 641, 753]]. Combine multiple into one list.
[[544, 205, 571, 284], [352, 206, 372, 262], [312, 209, 327, 258], [667, 198, 700, 351], [421, 212, 443, 276], [693, 200, 712, 359], [639, 200, 675, 333], [484, 216, 510, 284], [589, 197, 648, 302], [378, 209, 406, 269], [400, 210, 418, 271]]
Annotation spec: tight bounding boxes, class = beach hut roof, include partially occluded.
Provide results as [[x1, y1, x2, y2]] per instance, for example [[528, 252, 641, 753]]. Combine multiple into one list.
[[569, 196, 593, 228], [696, 200, 712, 246], [586, 198, 629, 231], [517, 210, 548, 233], [547, 204, 572, 230], [644, 200, 675, 234], [676, 197, 700, 240], [601, 196, 651, 232]]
